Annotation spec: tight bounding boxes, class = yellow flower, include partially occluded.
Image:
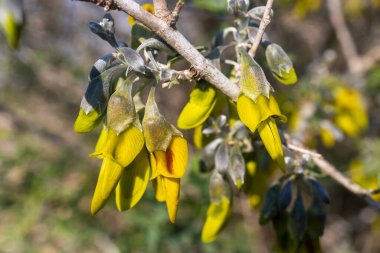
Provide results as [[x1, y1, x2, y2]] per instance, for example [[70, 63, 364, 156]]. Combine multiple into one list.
[[237, 49, 287, 170], [143, 87, 188, 223], [333, 87, 367, 137], [201, 196, 230, 243], [73, 109, 103, 133], [90, 125, 145, 214], [177, 81, 217, 130], [90, 79, 147, 214], [265, 43, 297, 85], [201, 171, 231, 243], [237, 94, 287, 170], [150, 136, 188, 223]]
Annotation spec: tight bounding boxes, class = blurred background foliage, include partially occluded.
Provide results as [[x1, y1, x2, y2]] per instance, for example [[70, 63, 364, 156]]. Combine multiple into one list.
[[1, 0, 380, 252]]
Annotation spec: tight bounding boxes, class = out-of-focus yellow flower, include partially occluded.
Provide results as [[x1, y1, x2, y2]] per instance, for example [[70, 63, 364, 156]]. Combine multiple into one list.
[[201, 171, 231, 243], [143, 87, 188, 223], [333, 87, 367, 137], [178, 81, 217, 129], [201, 196, 230, 243], [320, 127, 335, 148], [128, 4, 154, 26], [237, 94, 287, 170], [349, 159, 380, 201]]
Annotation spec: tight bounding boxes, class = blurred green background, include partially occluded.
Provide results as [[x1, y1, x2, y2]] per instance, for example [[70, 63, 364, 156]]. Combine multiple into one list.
[[1, 0, 380, 252]]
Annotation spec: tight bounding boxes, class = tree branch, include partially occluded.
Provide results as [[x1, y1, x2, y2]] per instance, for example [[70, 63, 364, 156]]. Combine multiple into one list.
[[248, 0, 273, 57], [287, 142, 380, 211], [74, 0, 240, 100], [169, 0, 185, 27], [327, 0, 380, 76]]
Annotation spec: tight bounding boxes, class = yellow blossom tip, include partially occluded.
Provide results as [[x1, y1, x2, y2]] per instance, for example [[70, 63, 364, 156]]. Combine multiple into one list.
[[201, 196, 230, 243], [74, 109, 102, 133], [115, 149, 150, 211]]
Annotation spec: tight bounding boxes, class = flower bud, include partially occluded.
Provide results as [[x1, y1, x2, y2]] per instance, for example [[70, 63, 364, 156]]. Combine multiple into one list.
[[265, 43, 297, 85], [209, 170, 230, 203], [228, 143, 245, 189], [227, 0, 250, 16]]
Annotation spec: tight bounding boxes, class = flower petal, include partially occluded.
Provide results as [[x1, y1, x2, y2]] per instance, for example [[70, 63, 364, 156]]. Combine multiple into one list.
[[164, 177, 181, 223], [91, 160, 107, 215], [115, 148, 150, 211], [273, 67, 298, 85], [101, 157, 125, 200], [237, 95, 261, 132], [201, 196, 230, 243], [177, 82, 217, 129], [152, 176, 166, 202], [89, 126, 109, 159], [258, 118, 285, 171], [113, 126, 144, 166], [159, 136, 188, 178], [74, 109, 103, 133]]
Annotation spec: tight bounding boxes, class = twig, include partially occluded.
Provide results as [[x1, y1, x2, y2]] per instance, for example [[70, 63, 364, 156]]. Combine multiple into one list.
[[327, 0, 380, 76], [327, 0, 360, 74], [248, 0, 273, 57], [287, 140, 380, 211], [153, 0, 171, 22], [169, 0, 185, 27], [74, 0, 241, 100]]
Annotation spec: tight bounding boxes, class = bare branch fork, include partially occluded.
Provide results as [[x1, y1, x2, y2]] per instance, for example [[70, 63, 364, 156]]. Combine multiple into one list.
[[327, 0, 380, 76], [74, 0, 240, 100]]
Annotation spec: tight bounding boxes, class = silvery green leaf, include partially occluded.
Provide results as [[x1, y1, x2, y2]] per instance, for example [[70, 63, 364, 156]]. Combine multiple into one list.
[[227, 0, 250, 15], [215, 140, 230, 174], [80, 64, 128, 115], [209, 170, 230, 203], [278, 180, 292, 210], [307, 178, 330, 204], [202, 126, 217, 135], [117, 47, 146, 74], [289, 193, 307, 240], [260, 183, 281, 224], [88, 53, 115, 81], [247, 6, 273, 20], [228, 143, 245, 188], [136, 37, 175, 55], [200, 138, 224, 172], [216, 115, 227, 128]]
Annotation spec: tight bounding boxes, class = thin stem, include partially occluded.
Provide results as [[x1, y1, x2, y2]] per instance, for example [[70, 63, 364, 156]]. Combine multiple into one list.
[[248, 0, 273, 57]]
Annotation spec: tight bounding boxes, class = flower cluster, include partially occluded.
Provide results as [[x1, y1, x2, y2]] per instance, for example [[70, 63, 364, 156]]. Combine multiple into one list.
[[73, 13, 188, 223]]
